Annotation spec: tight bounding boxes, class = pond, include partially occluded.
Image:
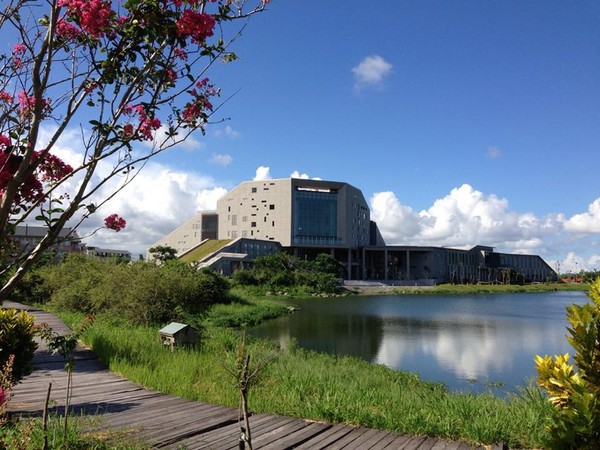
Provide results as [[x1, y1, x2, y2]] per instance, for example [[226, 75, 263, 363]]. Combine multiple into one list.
[[247, 290, 588, 395]]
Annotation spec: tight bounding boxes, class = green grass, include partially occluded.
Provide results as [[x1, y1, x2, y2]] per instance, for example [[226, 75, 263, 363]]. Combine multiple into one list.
[[57, 312, 553, 448], [178, 239, 231, 263], [372, 282, 590, 295], [202, 289, 291, 327], [0, 413, 150, 449]]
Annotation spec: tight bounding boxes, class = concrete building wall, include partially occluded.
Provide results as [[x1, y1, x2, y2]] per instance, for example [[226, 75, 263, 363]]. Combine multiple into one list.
[[149, 211, 217, 257], [217, 179, 293, 245]]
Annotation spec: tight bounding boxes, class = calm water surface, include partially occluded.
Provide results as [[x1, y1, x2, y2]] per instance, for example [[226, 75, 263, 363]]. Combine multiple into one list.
[[248, 291, 588, 395]]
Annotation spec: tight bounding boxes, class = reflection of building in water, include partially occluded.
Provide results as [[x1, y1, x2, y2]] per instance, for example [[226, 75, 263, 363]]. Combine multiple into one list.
[[153, 178, 558, 284], [291, 314, 383, 360]]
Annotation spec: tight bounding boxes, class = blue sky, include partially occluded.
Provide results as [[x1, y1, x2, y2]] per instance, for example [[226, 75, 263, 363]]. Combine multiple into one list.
[[50, 1, 600, 272]]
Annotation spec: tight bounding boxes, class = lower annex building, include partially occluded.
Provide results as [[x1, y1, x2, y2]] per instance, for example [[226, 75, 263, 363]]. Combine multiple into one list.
[[151, 178, 558, 284]]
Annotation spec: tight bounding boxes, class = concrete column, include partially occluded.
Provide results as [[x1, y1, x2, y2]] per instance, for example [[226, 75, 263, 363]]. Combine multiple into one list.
[[384, 249, 388, 280], [362, 247, 366, 280], [347, 248, 352, 280]]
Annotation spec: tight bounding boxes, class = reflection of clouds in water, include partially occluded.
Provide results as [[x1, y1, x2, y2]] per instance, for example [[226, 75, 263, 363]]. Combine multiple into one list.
[[375, 318, 568, 381]]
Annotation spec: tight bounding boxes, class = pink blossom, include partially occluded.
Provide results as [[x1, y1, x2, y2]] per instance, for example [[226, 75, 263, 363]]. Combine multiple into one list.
[[12, 43, 26, 54], [17, 91, 51, 119], [174, 48, 188, 61], [181, 78, 217, 124], [139, 116, 161, 140], [165, 69, 177, 84], [0, 152, 43, 204], [56, 18, 81, 41], [34, 152, 74, 183], [0, 135, 10, 151], [126, 105, 161, 140], [58, 0, 114, 38], [175, 10, 215, 44], [104, 214, 126, 232], [0, 91, 14, 103]]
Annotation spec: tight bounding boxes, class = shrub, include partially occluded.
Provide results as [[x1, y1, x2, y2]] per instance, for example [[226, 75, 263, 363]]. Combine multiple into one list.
[[0, 309, 38, 381], [231, 269, 260, 286], [41, 254, 106, 312], [535, 277, 600, 449]]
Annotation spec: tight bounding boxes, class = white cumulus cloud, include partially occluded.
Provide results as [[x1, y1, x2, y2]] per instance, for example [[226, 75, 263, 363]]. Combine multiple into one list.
[[253, 166, 272, 181], [564, 198, 600, 233], [352, 55, 393, 91], [370, 184, 560, 252], [78, 163, 221, 257], [290, 170, 321, 180]]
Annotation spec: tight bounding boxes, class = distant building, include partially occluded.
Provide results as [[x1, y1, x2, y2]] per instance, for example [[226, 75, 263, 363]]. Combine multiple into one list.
[[216, 178, 383, 248], [11, 225, 85, 256], [154, 178, 558, 284], [86, 246, 131, 259]]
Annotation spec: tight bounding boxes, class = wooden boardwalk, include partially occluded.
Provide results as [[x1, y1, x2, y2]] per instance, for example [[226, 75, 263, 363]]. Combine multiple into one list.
[[6, 302, 490, 450]]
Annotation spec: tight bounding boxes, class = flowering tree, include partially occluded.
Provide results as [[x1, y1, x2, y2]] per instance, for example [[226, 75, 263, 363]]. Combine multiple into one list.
[[0, 0, 269, 300]]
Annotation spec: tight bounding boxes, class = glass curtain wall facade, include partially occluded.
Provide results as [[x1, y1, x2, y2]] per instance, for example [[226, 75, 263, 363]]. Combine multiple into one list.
[[292, 188, 339, 245]]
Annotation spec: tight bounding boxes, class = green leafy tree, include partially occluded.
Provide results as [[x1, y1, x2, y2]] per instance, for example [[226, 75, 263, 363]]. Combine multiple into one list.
[[149, 245, 178, 263], [0, 0, 270, 301], [535, 277, 600, 449]]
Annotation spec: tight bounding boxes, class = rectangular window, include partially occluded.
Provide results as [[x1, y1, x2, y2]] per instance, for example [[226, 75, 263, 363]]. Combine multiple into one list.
[[251, 222, 256, 227], [269, 204, 275, 210], [292, 189, 338, 244], [251, 187, 257, 193]]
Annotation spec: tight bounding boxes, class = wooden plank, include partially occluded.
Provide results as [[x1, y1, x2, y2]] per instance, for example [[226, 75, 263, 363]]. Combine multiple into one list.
[[319, 426, 370, 450], [102, 401, 227, 429], [259, 421, 332, 450], [167, 413, 277, 450], [243, 417, 312, 448], [378, 433, 419, 450], [360, 430, 401, 450], [398, 435, 428, 450], [142, 408, 240, 446], [341, 428, 387, 450], [413, 436, 441, 450], [214, 416, 303, 450], [430, 439, 469, 450], [293, 423, 357, 449], [368, 431, 409, 450]]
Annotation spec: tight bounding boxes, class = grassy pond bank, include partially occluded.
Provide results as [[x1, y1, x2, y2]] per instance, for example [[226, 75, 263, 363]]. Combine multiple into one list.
[[50, 283, 588, 448]]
